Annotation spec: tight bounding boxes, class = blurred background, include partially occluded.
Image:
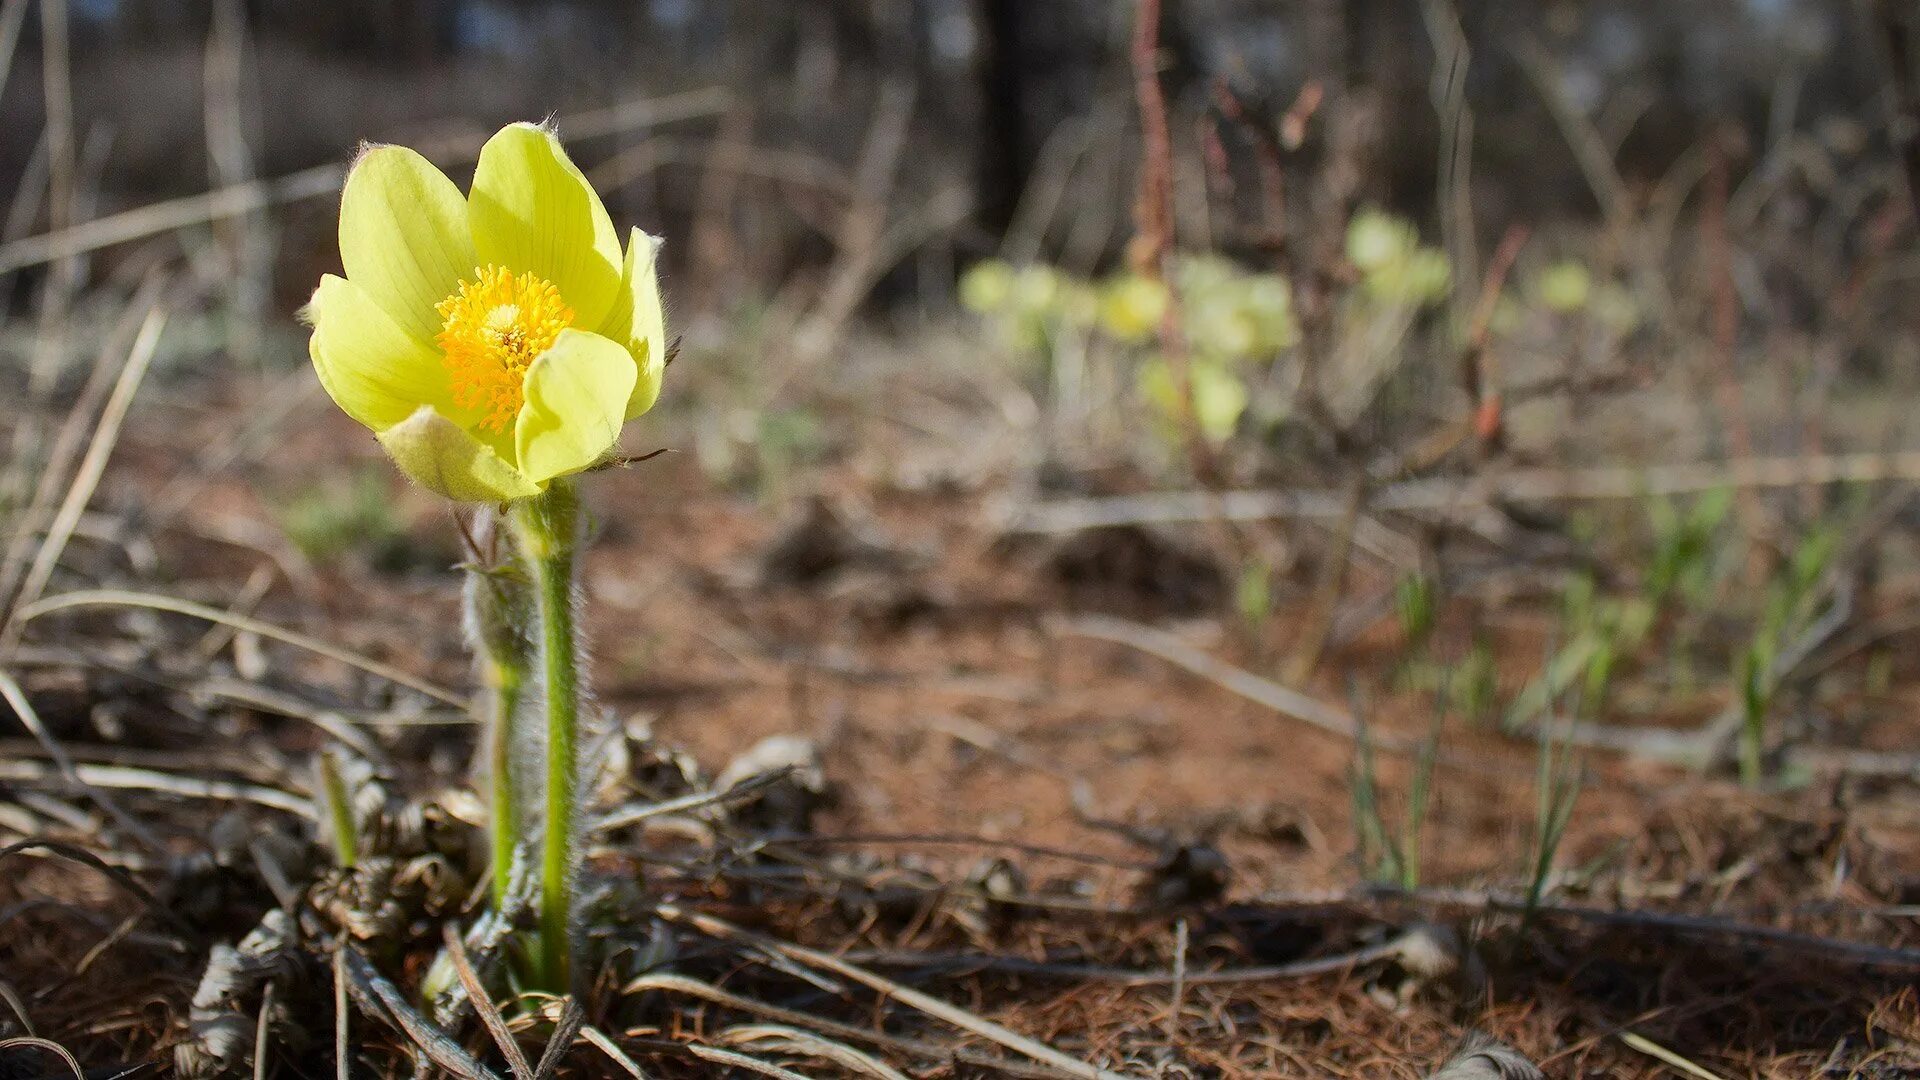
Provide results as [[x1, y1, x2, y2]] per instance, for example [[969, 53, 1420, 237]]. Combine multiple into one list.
[[0, 1, 1897, 322]]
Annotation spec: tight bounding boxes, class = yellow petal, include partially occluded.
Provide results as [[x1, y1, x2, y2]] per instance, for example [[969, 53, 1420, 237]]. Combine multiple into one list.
[[512, 329, 637, 485], [469, 123, 623, 331], [598, 228, 668, 419], [339, 145, 475, 346], [307, 274, 474, 432], [377, 405, 542, 503]]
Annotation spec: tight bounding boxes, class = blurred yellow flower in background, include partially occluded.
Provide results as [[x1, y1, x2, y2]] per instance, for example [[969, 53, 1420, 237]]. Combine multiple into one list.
[[306, 122, 666, 502]]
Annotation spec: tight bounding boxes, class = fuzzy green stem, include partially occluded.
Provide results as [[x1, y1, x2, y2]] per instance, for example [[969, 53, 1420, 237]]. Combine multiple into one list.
[[466, 538, 532, 915], [484, 657, 523, 910], [510, 480, 581, 992], [316, 750, 357, 868]]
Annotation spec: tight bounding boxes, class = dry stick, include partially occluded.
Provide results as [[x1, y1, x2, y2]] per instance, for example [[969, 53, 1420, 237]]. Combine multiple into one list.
[[0, 161, 339, 276], [656, 905, 1125, 1080], [1510, 38, 1631, 232], [717, 1025, 912, 1080], [577, 1027, 649, 1080], [791, 79, 917, 365], [203, 0, 265, 366], [197, 678, 387, 763], [1616, 1032, 1730, 1080], [332, 951, 350, 1080], [1701, 135, 1767, 557], [1364, 886, 1920, 970], [21, 0, 77, 428], [0, 669, 161, 852], [2, 308, 167, 645], [1418, 0, 1480, 309], [0, 1037, 83, 1080], [0, 980, 32, 1035], [1, 130, 48, 249], [1873, 0, 1920, 216], [10, 589, 464, 706], [529, 997, 584, 1080], [622, 973, 1074, 1080], [36, 0, 71, 241], [633, 1039, 811, 1080], [0, 266, 162, 615], [849, 931, 1424, 988], [0, 88, 731, 277], [251, 981, 275, 1080], [0, 0, 31, 107], [339, 948, 503, 1080], [1053, 613, 1360, 743], [442, 914, 532, 1080], [0, 757, 311, 818], [0, 840, 179, 930], [1446, 225, 1529, 462], [593, 766, 797, 832], [1129, 0, 1211, 482], [1007, 450, 1920, 534]]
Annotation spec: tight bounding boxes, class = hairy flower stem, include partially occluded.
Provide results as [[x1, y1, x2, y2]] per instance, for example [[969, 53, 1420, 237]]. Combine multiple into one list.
[[510, 479, 582, 991], [484, 662, 523, 909], [464, 536, 531, 913]]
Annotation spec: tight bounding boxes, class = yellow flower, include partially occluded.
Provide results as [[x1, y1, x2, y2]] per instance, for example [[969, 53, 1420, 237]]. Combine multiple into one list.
[[305, 122, 666, 502]]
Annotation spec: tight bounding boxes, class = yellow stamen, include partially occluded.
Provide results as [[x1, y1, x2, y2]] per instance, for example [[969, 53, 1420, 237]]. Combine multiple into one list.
[[436, 266, 574, 432]]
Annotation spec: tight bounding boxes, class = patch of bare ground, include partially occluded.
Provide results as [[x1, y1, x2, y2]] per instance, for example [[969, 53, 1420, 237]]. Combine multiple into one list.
[[2, 389, 1918, 1077]]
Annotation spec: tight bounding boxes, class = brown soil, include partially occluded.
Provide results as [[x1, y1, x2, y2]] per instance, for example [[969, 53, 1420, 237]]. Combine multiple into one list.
[[4, 376, 1919, 1078]]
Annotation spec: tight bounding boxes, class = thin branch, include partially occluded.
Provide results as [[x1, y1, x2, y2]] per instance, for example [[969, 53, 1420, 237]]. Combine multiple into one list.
[[0, 669, 162, 851], [339, 948, 503, 1080], [1051, 613, 1363, 743], [1006, 451, 1920, 534], [10, 589, 464, 706], [442, 924, 532, 1080], [655, 905, 1125, 1080], [1, 308, 167, 640]]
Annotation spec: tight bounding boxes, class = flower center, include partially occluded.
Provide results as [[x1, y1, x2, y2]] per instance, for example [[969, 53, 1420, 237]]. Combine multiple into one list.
[[436, 266, 574, 432]]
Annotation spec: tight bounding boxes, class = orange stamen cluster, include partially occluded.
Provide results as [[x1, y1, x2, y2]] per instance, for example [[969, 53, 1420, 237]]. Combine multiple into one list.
[[436, 265, 574, 432]]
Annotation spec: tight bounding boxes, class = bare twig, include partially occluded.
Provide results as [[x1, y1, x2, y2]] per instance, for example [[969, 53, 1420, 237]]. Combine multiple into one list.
[[717, 1025, 912, 1080], [11, 589, 464, 706], [0, 276, 167, 605], [251, 981, 275, 1080], [1051, 613, 1361, 743], [0, 669, 161, 851], [332, 951, 349, 1080], [0, 1038, 83, 1080], [0, 757, 313, 818], [1617, 1032, 1730, 1080], [340, 947, 503, 1080], [1418, 0, 1479, 308], [656, 905, 1124, 1080], [530, 998, 584, 1080], [442, 925, 532, 1080], [1129, 0, 1211, 478], [622, 973, 1071, 1080], [578, 1027, 649, 1080], [846, 927, 1439, 987], [2, 308, 168, 641], [0, 0, 31, 111], [0, 839, 177, 928], [0, 89, 731, 276], [1349, 886, 1920, 970], [594, 767, 797, 833], [1007, 451, 1920, 534], [1873, 0, 1920, 216], [628, 1038, 812, 1080]]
